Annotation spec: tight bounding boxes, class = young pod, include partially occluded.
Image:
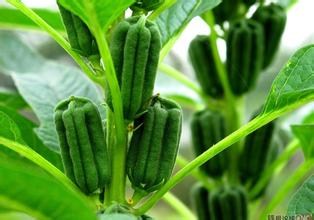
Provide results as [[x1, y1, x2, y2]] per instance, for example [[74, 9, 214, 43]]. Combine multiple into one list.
[[191, 184, 210, 220], [188, 35, 224, 98], [127, 97, 182, 193], [57, 1, 99, 59], [252, 3, 287, 68], [131, 0, 165, 12], [238, 110, 276, 193], [191, 184, 248, 220], [108, 16, 161, 121], [209, 185, 248, 220], [191, 109, 229, 177], [226, 19, 264, 95], [54, 96, 110, 194], [213, 0, 242, 24]]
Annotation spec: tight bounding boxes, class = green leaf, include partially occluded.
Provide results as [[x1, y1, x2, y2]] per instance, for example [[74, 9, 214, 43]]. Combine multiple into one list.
[[262, 45, 314, 115], [99, 214, 138, 220], [156, 0, 221, 46], [291, 111, 314, 160], [0, 158, 97, 220], [58, 0, 135, 31], [0, 31, 105, 152], [275, 0, 299, 9], [0, 111, 24, 144], [0, 7, 64, 32], [0, 106, 63, 170], [292, 125, 314, 160], [0, 89, 28, 110], [287, 175, 314, 215]]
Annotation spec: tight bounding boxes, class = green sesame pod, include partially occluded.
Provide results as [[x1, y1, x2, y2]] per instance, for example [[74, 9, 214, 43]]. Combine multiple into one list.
[[226, 19, 264, 95], [127, 97, 182, 193], [209, 186, 248, 220], [108, 16, 161, 121], [57, 1, 99, 58], [54, 96, 110, 194], [252, 3, 287, 68], [238, 109, 276, 198], [191, 109, 229, 177], [213, 0, 242, 24], [191, 184, 210, 220], [131, 0, 165, 12], [188, 35, 224, 98]]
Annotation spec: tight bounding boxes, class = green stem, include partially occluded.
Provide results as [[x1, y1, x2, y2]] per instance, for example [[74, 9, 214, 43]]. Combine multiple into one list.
[[162, 192, 197, 220], [135, 112, 281, 215], [202, 11, 241, 183], [5, 0, 104, 87], [84, 2, 127, 203], [149, 0, 177, 20], [159, 63, 223, 109], [176, 155, 215, 191], [249, 139, 300, 199], [259, 159, 314, 220], [0, 137, 79, 194]]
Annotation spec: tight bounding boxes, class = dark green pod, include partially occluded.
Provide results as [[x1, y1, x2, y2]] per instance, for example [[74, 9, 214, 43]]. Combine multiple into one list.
[[54, 96, 110, 194], [131, 0, 165, 12], [127, 97, 182, 193], [109, 16, 161, 121], [213, 0, 242, 24], [57, 1, 99, 58], [238, 110, 276, 194], [191, 184, 210, 220], [188, 35, 224, 98], [226, 19, 264, 95], [191, 109, 229, 177], [209, 185, 248, 220], [252, 3, 287, 68]]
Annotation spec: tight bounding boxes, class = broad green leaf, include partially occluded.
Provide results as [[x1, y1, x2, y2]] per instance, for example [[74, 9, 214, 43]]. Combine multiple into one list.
[[0, 106, 63, 170], [0, 111, 23, 144], [0, 31, 105, 152], [287, 175, 314, 215], [292, 125, 314, 160], [0, 158, 97, 220], [0, 7, 64, 32], [262, 45, 314, 115], [0, 213, 34, 220], [0, 89, 28, 110], [156, 0, 221, 46], [275, 0, 299, 9], [291, 111, 314, 160], [58, 0, 135, 31]]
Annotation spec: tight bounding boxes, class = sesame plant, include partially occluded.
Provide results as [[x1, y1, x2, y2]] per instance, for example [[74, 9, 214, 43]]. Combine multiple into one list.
[[0, 0, 313, 219]]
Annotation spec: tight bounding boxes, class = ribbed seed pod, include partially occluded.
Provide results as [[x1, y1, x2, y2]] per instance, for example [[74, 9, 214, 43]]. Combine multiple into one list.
[[57, 1, 99, 58], [252, 3, 287, 68], [108, 16, 161, 121], [238, 111, 276, 190], [191, 184, 210, 220], [213, 0, 242, 24], [226, 19, 264, 95], [191, 109, 229, 177], [188, 35, 224, 98], [131, 0, 165, 12], [54, 96, 110, 194], [209, 186, 248, 220], [127, 97, 182, 193]]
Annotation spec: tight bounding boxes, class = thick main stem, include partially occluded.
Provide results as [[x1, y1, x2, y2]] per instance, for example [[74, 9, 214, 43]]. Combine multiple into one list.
[[86, 3, 127, 203], [202, 11, 241, 183]]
